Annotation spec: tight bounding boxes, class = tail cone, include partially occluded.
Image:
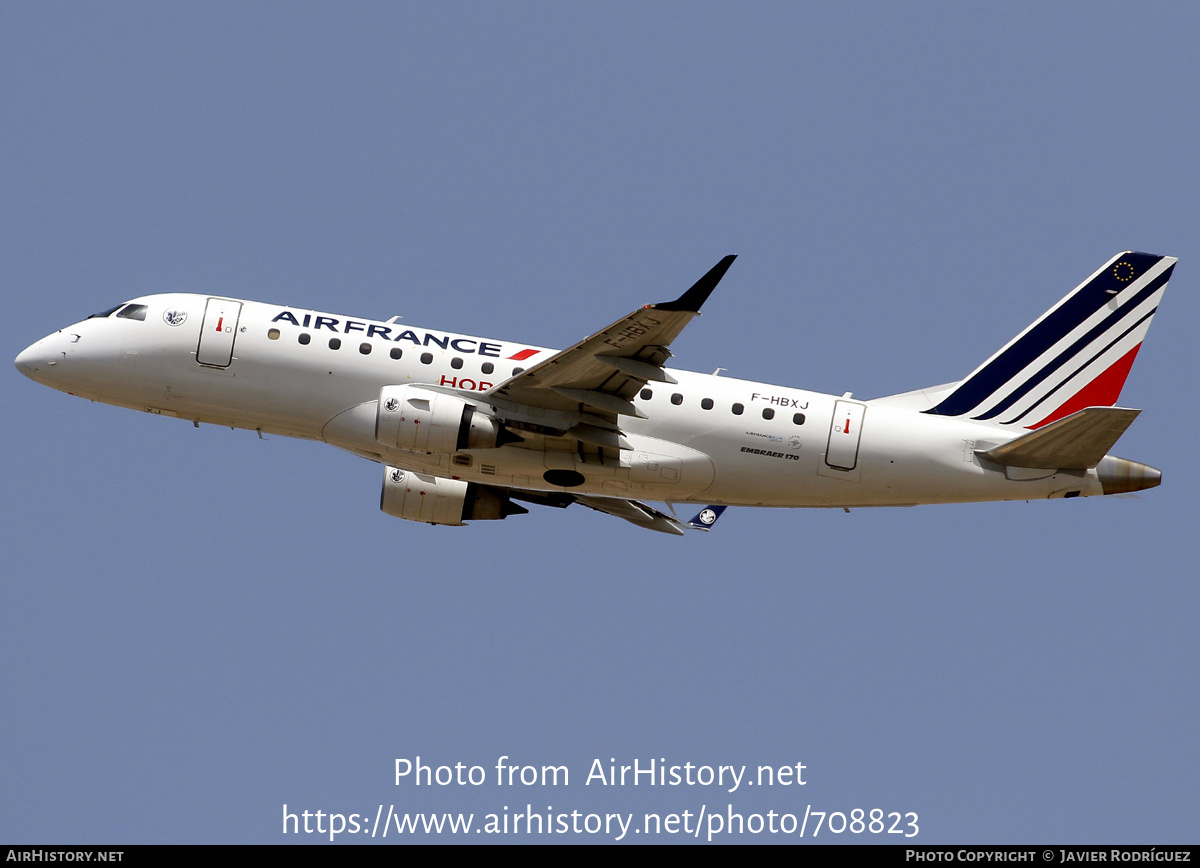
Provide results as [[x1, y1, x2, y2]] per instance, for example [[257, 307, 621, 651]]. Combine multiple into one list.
[[1096, 455, 1162, 495]]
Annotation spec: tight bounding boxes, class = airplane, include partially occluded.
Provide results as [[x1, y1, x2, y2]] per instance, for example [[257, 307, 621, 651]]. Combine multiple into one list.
[[15, 251, 1173, 535]]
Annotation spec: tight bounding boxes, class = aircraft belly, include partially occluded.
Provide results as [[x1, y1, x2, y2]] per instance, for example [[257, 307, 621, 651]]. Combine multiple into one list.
[[437, 443, 716, 500]]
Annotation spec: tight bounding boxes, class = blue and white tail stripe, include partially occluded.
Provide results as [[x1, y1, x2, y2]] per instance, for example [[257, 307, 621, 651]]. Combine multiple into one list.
[[925, 252, 1176, 428]]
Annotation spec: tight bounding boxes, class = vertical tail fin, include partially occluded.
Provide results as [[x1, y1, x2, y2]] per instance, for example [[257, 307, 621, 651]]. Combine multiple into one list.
[[925, 252, 1176, 429]]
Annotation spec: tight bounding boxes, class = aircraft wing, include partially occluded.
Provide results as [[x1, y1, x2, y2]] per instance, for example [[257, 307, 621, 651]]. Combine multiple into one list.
[[483, 256, 736, 437], [573, 495, 687, 535], [504, 488, 693, 535]]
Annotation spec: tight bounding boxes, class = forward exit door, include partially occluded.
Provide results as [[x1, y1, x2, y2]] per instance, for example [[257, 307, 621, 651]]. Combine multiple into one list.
[[196, 298, 243, 367]]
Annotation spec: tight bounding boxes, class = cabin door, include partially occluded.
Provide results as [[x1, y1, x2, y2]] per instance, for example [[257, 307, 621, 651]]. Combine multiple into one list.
[[196, 298, 243, 367], [825, 400, 866, 471]]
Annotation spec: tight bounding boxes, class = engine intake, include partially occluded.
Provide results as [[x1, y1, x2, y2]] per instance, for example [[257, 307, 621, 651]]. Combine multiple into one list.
[[380, 467, 527, 526], [375, 385, 506, 454]]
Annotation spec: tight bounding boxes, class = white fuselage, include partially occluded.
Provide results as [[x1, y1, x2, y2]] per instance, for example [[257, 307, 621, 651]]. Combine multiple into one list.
[[15, 293, 1107, 509]]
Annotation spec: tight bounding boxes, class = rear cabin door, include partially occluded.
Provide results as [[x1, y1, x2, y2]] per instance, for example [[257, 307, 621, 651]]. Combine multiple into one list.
[[825, 400, 866, 470], [196, 298, 243, 367]]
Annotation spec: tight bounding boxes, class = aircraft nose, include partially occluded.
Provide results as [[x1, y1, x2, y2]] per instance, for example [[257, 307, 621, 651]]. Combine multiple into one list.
[[14, 336, 61, 383], [15, 341, 42, 377]]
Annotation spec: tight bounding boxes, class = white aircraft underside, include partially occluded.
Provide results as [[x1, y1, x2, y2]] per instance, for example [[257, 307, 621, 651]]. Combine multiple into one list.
[[16, 252, 1172, 534]]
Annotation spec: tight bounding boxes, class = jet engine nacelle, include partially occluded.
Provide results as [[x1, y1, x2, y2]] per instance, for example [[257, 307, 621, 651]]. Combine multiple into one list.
[[380, 467, 527, 526], [375, 385, 503, 454]]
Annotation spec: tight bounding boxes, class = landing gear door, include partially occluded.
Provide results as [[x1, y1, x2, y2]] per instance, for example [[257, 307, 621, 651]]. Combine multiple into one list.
[[825, 400, 866, 471], [196, 298, 243, 367]]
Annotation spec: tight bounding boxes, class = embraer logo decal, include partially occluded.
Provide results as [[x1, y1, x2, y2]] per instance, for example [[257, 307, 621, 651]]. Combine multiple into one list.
[[741, 446, 800, 460], [270, 310, 540, 360]]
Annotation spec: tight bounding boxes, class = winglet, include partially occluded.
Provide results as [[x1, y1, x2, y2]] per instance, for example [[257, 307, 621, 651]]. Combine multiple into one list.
[[687, 505, 727, 531], [654, 255, 737, 313]]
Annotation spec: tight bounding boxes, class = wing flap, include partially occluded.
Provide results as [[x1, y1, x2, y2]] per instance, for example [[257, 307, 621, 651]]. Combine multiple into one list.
[[551, 386, 646, 418], [568, 423, 632, 450], [596, 354, 679, 384], [574, 495, 687, 535]]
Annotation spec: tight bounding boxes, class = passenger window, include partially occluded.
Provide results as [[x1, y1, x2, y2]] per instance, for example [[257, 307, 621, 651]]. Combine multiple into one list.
[[701, 398, 713, 410], [481, 362, 494, 375], [389, 347, 403, 360], [512, 367, 525, 375], [268, 328, 280, 340], [298, 333, 311, 345], [420, 352, 433, 365], [640, 389, 653, 400], [732, 403, 744, 415], [359, 342, 371, 355], [762, 408, 775, 420], [116, 304, 148, 321], [671, 393, 683, 405], [328, 338, 341, 350], [451, 357, 463, 369], [793, 413, 806, 425]]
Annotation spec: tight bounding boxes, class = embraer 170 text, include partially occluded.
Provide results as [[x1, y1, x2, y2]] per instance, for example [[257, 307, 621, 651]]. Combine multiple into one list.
[[16, 252, 1173, 534]]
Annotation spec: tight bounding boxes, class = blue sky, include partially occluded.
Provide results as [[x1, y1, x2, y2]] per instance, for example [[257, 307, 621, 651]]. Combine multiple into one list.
[[3, 2, 1198, 843]]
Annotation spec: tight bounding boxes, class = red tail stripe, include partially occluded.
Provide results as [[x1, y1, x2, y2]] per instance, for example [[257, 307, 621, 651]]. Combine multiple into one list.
[[1027, 343, 1142, 429]]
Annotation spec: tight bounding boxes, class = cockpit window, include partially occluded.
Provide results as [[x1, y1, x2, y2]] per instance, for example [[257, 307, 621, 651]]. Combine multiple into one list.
[[88, 304, 124, 319], [116, 304, 148, 321]]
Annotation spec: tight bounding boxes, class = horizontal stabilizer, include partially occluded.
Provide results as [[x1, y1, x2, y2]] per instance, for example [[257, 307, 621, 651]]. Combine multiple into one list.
[[977, 406, 1140, 470]]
